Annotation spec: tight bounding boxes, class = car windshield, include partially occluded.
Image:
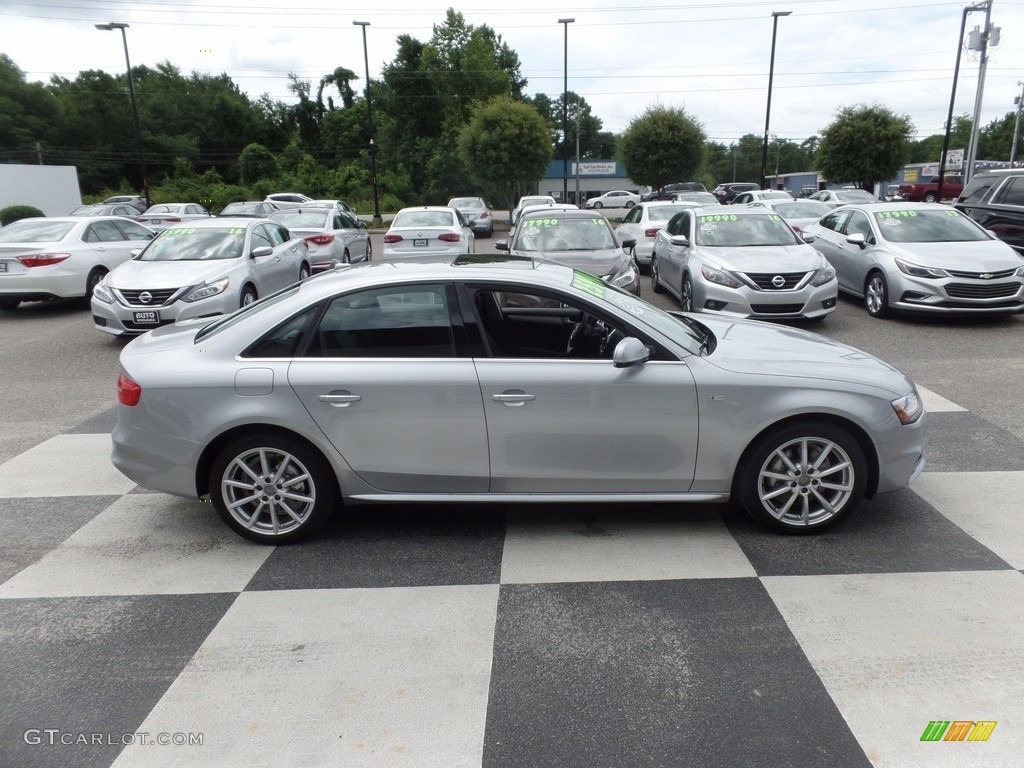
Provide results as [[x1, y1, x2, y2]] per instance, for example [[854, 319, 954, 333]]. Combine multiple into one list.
[[695, 213, 800, 247], [392, 210, 455, 228], [0, 220, 75, 242], [222, 203, 260, 215], [272, 211, 330, 227], [771, 202, 831, 219], [514, 216, 617, 251], [872, 209, 990, 243], [449, 198, 482, 208], [139, 226, 246, 261], [649, 205, 693, 222], [835, 190, 875, 201]]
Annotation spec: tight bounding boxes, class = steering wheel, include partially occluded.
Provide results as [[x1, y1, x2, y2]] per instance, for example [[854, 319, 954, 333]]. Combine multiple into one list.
[[566, 313, 591, 356]]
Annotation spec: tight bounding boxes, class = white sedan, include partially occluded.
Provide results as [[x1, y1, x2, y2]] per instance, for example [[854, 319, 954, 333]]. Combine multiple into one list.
[[585, 190, 641, 210], [0, 216, 156, 310], [382, 206, 474, 259]]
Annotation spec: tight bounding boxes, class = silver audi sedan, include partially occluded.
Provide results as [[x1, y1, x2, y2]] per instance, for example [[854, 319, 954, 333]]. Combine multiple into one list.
[[804, 202, 1024, 318], [111, 256, 926, 544]]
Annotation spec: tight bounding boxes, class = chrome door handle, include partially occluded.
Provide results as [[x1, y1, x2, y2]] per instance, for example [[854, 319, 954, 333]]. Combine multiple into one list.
[[493, 391, 535, 406], [319, 392, 361, 407]]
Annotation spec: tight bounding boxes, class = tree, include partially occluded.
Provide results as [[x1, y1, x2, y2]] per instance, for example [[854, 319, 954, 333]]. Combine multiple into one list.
[[617, 106, 706, 190], [458, 97, 552, 210], [238, 143, 277, 185], [0, 54, 60, 163], [816, 104, 913, 190]]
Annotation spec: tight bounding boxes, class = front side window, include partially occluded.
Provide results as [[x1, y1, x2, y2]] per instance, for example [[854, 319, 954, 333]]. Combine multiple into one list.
[[819, 210, 851, 233], [304, 284, 455, 358], [86, 220, 126, 242], [844, 211, 874, 240], [993, 176, 1024, 207]]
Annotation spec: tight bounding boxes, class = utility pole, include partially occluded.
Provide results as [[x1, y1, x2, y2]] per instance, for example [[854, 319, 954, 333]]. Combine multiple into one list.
[[1011, 81, 1024, 166], [964, 0, 998, 183]]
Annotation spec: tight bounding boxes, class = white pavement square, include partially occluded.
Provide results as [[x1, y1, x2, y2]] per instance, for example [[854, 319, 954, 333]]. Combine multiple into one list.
[[0, 433, 138, 497]]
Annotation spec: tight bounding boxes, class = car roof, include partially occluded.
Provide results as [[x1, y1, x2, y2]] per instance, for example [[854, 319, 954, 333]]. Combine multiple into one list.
[[519, 208, 606, 221]]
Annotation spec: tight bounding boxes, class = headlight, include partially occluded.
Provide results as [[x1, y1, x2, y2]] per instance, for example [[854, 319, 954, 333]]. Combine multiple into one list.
[[700, 263, 742, 289], [809, 263, 836, 286], [1015, 265, 1024, 277], [183, 277, 230, 303], [91, 278, 114, 304], [895, 258, 948, 279], [608, 260, 638, 288], [892, 391, 924, 425]]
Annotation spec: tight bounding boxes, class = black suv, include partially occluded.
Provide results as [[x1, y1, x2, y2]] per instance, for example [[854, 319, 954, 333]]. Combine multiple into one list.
[[954, 169, 1024, 256], [641, 181, 708, 202], [712, 182, 759, 204]]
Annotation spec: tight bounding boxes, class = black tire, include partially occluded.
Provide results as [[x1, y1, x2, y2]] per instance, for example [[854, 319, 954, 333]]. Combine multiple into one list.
[[364, 240, 372, 261], [735, 420, 867, 533], [209, 431, 338, 544], [85, 268, 107, 301], [680, 274, 694, 312], [299, 263, 311, 281], [650, 255, 665, 293], [625, 201, 635, 209], [0, 299, 20, 311], [239, 285, 257, 308], [342, 249, 351, 264], [864, 272, 890, 318], [923, 192, 938, 203]]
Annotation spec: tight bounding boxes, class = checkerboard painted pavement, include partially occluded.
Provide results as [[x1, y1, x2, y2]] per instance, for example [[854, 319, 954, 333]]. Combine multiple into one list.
[[1, 386, 1022, 768]]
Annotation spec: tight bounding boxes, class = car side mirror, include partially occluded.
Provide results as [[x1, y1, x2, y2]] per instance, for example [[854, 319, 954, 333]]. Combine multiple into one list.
[[130, 248, 142, 259], [251, 245, 274, 259], [619, 237, 637, 250], [800, 232, 818, 243], [358, 221, 367, 230], [670, 234, 690, 247], [845, 233, 867, 248], [612, 337, 650, 368], [495, 240, 510, 252]]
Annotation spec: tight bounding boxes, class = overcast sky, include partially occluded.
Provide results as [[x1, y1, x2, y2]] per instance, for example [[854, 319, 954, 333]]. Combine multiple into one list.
[[3, 0, 1024, 153]]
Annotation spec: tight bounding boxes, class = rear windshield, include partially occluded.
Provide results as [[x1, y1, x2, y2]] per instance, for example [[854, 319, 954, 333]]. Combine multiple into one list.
[[272, 211, 330, 227], [392, 210, 455, 228], [0, 220, 74, 242]]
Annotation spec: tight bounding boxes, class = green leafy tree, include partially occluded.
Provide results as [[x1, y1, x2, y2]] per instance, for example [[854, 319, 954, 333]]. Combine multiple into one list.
[[238, 143, 277, 185], [816, 104, 913, 189], [0, 55, 60, 163], [907, 114, 972, 165], [617, 106, 706, 190], [458, 96, 552, 210]]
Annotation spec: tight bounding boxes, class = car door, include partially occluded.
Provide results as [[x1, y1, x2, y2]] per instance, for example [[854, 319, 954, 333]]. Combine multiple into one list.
[[287, 282, 489, 492], [82, 219, 140, 271], [659, 209, 693, 298], [809, 209, 855, 292], [467, 284, 699, 493], [247, 223, 291, 291]]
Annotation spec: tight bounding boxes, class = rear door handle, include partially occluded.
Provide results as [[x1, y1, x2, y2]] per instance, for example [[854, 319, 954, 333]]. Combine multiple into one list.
[[319, 391, 361, 407]]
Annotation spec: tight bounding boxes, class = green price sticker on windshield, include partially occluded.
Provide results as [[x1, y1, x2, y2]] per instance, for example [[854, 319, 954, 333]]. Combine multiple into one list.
[[163, 227, 198, 237], [877, 210, 917, 218], [700, 214, 738, 223], [572, 270, 606, 299]]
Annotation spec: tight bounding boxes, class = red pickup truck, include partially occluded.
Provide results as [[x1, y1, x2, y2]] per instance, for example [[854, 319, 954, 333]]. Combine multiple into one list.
[[897, 176, 964, 203]]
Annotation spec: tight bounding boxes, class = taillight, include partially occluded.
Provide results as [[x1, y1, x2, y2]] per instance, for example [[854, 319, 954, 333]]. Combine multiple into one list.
[[304, 234, 335, 246], [644, 227, 661, 238], [165, 216, 181, 223], [383, 234, 403, 243], [478, 211, 490, 220], [117, 373, 141, 406], [17, 254, 70, 268], [438, 233, 460, 242]]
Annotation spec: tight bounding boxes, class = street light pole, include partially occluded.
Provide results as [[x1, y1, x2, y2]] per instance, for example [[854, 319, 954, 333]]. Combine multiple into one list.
[[353, 21, 380, 224], [558, 18, 574, 204], [1010, 82, 1024, 166], [95, 22, 149, 208], [760, 11, 791, 190]]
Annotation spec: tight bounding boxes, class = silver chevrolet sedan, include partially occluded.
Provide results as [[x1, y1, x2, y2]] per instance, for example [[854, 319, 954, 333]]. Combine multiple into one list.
[[111, 256, 926, 543], [803, 203, 1024, 318]]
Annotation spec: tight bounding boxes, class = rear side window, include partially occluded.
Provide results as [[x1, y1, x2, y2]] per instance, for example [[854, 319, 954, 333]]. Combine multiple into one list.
[[992, 176, 1024, 207], [304, 284, 456, 358], [959, 175, 1000, 204]]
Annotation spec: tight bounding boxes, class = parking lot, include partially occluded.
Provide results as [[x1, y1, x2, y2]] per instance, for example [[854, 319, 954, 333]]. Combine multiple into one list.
[[1, 231, 1023, 767]]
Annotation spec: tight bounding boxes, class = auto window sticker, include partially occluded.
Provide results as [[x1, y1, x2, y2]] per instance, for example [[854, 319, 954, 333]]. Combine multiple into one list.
[[572, 270, 606, 299], [876, 210, 918, 218], [163, 227, 199, 237]]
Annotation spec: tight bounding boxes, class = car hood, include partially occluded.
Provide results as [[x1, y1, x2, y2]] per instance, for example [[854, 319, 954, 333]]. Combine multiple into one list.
[[108, 258, 237, 288], [697, 244, 824, 272], [884, 239, 1024, 270], [525, 249, 630, 278], [695, 314, 913, 395]]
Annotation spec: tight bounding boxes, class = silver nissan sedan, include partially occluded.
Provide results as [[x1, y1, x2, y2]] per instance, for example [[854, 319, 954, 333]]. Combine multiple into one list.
[[111, 256, 926, 543]]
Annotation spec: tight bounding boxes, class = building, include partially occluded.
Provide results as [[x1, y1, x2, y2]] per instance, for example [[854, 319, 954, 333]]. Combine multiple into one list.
[[537, 160, 640, 206]]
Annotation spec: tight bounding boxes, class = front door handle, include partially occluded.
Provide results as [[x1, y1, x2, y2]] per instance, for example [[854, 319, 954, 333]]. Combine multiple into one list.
[[493, 390, 535, 406], [319, 391, 361, 407]]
